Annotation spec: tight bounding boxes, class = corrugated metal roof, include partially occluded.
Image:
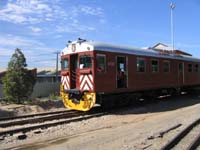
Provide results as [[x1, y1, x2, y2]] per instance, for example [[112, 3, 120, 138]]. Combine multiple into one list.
[[37, 69, 61, 77]]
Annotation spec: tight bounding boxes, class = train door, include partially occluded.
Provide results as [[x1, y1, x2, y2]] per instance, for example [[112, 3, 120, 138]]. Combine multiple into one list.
[[178, 62, 185, 87], [70, 54, 78, 89], [116, 56, 128, 88]]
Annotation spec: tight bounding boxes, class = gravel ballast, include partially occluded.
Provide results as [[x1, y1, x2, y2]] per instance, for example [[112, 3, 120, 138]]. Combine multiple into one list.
[[0, 95, 200, 150]]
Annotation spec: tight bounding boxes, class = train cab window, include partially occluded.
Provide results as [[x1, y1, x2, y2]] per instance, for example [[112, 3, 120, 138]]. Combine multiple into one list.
[[136, 58, 145, 72], [79, 55, 92, 69], [151, 60, 159, 73], [61, 58, 69, 70], [195, 64, 199, 72], [96, 54, 106, 73], [163, 61, 170, 73], [188, 64, 192, 72]]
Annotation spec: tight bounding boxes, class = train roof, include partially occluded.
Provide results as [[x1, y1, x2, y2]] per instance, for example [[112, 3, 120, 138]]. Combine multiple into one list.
[[61, 40, 200, 62]]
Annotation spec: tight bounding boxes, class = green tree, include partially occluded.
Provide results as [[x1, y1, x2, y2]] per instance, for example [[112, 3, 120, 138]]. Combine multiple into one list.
[[2, 48, 36, 103]]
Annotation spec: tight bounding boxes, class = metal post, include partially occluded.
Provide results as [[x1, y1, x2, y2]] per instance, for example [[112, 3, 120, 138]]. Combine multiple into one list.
[[53, 51, 59, 82], [170, 2, 175, 51]]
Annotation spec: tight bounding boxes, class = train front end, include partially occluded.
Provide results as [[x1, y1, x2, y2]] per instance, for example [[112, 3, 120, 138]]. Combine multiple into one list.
[[60, 39, 96, 111]]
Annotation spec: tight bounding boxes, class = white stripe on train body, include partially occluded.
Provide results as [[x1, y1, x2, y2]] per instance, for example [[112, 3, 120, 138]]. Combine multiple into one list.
[[61, 75, 70, 90], [80, 74, 93, 91]]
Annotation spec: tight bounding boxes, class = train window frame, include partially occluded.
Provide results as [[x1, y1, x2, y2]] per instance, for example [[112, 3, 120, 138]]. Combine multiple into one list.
[[96, 54, 106, 73], [61, 58, 69, 70], [188, 64, 192, 72], [163, 60, 170, 73], [194, 64, 199, 72], [79, 55, 92, 69], [151, 59, 159, 73], [136, 57, 145, 73]]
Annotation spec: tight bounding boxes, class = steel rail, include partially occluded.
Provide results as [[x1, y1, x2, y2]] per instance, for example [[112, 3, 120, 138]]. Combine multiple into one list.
[[0, 111, 83, 128], [186, 132, 200, 150], [0, 112, 106, 137], [0, 110, 74, 121], [161, 117, 200, 150]]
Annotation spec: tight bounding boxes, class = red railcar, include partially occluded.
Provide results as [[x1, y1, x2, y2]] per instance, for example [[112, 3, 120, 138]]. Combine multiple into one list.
[[60, 39, 200, 111]]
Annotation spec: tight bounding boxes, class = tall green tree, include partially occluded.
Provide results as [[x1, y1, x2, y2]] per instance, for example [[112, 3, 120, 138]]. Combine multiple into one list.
[[3, 48, 36, 103]]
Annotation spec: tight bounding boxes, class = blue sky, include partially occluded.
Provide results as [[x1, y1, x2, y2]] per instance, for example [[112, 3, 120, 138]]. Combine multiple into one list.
[[0, 0, 200, 69]]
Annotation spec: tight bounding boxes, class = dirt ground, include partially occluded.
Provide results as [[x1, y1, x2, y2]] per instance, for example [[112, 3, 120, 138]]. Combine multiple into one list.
[[0, 99, 65, 118], [1, 95, 200, 150]]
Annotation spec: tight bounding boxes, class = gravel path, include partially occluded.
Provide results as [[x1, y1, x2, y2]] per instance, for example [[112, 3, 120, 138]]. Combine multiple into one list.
[[1, 95, 200, 150]]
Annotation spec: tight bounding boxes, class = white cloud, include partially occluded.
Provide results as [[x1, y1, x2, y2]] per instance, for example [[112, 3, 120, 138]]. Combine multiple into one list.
[[54, 5, 105, 33], [29, 26, 42, 32], [1, 13, 27, 24], [0, 1, 107, 67], [0, 0, 106, 33], [0, 34, 44, 47], [99, 19, 106, 24], [0, 34, 59, 55], [0, 34, 58, 67], [36, 3, 51, 12], [0, 48, 14, 57], [0, 34, 60, 52], [56, 23, 95, 33], [79, 5, 103, 17], [53, 35, 63, 39], [0, 0, 53, 24]]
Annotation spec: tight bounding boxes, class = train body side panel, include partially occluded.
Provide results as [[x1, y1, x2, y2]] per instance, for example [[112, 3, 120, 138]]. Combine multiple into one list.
[[94, 50, 200, 94]]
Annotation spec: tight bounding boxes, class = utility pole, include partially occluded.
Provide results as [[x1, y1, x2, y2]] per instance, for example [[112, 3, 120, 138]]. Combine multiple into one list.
[[170, 2, 175, 51], [54, 51, 59, 82]]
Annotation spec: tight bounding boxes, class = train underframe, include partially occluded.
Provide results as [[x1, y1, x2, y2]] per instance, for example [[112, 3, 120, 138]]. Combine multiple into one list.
[[97, 85, 200, 109], [60, 85, 200, 111]]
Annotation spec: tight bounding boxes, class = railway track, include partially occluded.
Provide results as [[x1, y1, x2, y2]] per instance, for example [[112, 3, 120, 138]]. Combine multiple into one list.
[[0, 109, 75, 121], [0, 95, 173, 140], [161, 117, 200, 150], [0, 107, 106, 139]]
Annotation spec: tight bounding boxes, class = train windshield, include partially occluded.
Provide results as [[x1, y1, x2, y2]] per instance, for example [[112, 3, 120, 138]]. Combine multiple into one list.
[[79, 55, 92, 69], [61, 58, 69, 70]]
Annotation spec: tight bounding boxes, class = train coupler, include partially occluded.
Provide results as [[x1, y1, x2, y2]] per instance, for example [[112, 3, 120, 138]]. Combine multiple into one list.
[[67, 89, 84, 104]]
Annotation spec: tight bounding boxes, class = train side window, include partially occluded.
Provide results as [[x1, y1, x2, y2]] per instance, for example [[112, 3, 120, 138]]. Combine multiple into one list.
[[61, 58, 69, 70], [194, 64, 199, 72], [151, 60, 159, 73], [136, 58, 145, 72], [188, 64, 192, 72], [79, 55, 92, 69], [96, 54, 106, 73], [163, 61, 170, 73]]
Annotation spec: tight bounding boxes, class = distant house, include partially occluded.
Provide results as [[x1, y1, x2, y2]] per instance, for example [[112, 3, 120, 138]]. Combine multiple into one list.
[[0, 68, 61, 98], [31, 69, 61, 98], [151, 43, 192, 56]]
